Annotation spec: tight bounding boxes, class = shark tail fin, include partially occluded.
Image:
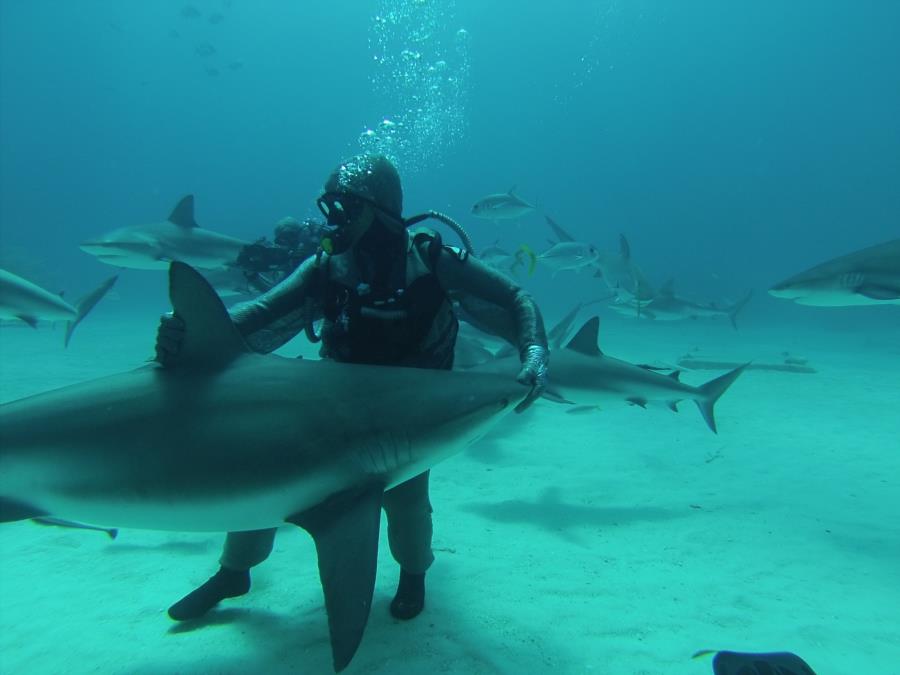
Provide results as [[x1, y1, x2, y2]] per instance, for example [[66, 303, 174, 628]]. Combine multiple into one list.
[[64, 275, 119, 347], [694, 364, 748, 433], [727, 290, 753, 330]]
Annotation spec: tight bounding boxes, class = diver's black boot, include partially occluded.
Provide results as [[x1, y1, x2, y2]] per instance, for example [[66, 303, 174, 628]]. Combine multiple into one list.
[[167, 566, 251, 621], [390, 570, 426, 620]]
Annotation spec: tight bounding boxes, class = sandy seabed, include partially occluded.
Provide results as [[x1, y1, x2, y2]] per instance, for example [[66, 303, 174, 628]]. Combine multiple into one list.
[[1, 307, 898, 675]]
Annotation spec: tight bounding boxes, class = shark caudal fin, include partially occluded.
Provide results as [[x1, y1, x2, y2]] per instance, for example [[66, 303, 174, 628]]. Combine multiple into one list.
[[167, 261, 250, 369], [694, 364, 748, 433], [64, 275, 118, 347]]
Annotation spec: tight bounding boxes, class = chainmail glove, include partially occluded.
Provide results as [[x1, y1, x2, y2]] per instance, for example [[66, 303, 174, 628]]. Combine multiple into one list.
[[154, 312, 186, 366], [515, 344, 549, 413]]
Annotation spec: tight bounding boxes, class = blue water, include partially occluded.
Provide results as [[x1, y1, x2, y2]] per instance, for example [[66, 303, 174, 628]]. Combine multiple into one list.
[[1, 2, 898, 673]]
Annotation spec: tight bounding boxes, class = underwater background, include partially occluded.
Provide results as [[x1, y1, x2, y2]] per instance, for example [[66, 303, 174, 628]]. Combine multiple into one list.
[[1, 1, 898, 674]]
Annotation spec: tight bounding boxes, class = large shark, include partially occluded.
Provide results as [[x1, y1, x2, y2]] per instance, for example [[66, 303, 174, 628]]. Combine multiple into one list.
[[769, 238, 900, 306], [0, 268, 118, 345], [473, 317, 746, 433], [0, 262, 523, 671], [80, 195, 250, 270]]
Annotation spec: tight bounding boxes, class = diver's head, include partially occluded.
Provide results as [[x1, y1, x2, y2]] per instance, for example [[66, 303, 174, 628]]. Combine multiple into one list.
[[316, 154, 404, 254], [273, 217, 303, 249]]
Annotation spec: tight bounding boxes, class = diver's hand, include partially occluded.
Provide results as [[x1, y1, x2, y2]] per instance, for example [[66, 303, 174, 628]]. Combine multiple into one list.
[[515, 344, 549, 413], [154, 312, 185, 366]]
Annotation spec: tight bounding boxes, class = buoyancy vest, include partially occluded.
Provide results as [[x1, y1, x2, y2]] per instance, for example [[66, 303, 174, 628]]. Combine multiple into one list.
[[319, 228, 458, 369]]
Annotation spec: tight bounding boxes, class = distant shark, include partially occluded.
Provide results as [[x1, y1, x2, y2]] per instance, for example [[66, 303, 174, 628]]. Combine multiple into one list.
[[610, 281, 753, 329], [544, 217, 655, 305], [769, 238, 900, 306], [473, 316, 746, 433], [594, 234, 657, 307], [0, 268, 118, 346], [0, 262, 524, 671], [80, 195, 250, 270]]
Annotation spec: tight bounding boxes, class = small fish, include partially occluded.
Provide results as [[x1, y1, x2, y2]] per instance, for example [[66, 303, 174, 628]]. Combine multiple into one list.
[[537, 241, 599, 275], [180, 5, 201, 19], [195, 42, 216, 57], [471, 187, 535, 220]]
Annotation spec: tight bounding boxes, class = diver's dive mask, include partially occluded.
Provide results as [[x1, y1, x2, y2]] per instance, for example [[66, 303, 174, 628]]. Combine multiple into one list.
[[316, 191, 405, 255]]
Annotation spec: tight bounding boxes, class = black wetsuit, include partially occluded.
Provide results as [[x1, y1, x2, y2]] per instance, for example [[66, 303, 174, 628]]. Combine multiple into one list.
[[218, 225, 547, 574]]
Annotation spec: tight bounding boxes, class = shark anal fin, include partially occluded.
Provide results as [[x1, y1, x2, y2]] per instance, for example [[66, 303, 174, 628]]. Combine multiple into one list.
[[287, 483, 385, 672], [1, 497, 48, 523], [15, 314, 39, 328], [626, 397, 648, 408]]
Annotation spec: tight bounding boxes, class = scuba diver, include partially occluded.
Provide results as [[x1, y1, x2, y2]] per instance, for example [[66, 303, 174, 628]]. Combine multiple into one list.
[[234, 216, 327, 293], [154, 153, 550, 623]]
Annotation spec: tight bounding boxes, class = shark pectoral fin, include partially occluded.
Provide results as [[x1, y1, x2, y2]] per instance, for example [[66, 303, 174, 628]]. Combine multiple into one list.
[[856, 284, 900, 301], [1, 497, 48, 523], [15, 314, 39, 328], [287, 483, 385, 673], [32, 517, 118, 539], [65, 274, 118, 347], [541, 387, 574, 404]]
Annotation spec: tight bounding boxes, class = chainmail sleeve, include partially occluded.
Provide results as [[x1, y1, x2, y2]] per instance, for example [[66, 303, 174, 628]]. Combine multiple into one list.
[[227, 254, 324, 353], [434, 248, 547, 358]]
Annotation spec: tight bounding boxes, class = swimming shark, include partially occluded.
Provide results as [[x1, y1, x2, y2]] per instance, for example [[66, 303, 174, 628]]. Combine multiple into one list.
[[0, 268, 118, 345], [543, 217, 656, 307], [769, 238, 900, 306], [0, 262, 524, 671], [593, 234, 657, 307], [473, 316, 746, 433], [610, 281, 753, 329], [80, 195, 250, 270]]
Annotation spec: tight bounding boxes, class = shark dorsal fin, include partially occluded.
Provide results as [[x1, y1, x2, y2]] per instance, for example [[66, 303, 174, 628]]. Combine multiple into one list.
[[167, 261, 250, 369], [619, 234, 631, 260], [659, 278, 676, 297], [168, 195, 199, 228], [564, 317, 603, 357]]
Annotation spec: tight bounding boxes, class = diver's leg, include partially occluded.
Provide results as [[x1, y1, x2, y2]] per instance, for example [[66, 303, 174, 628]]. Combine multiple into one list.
[[382, 470, 434, 619], [168, 528, 277, 620]]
